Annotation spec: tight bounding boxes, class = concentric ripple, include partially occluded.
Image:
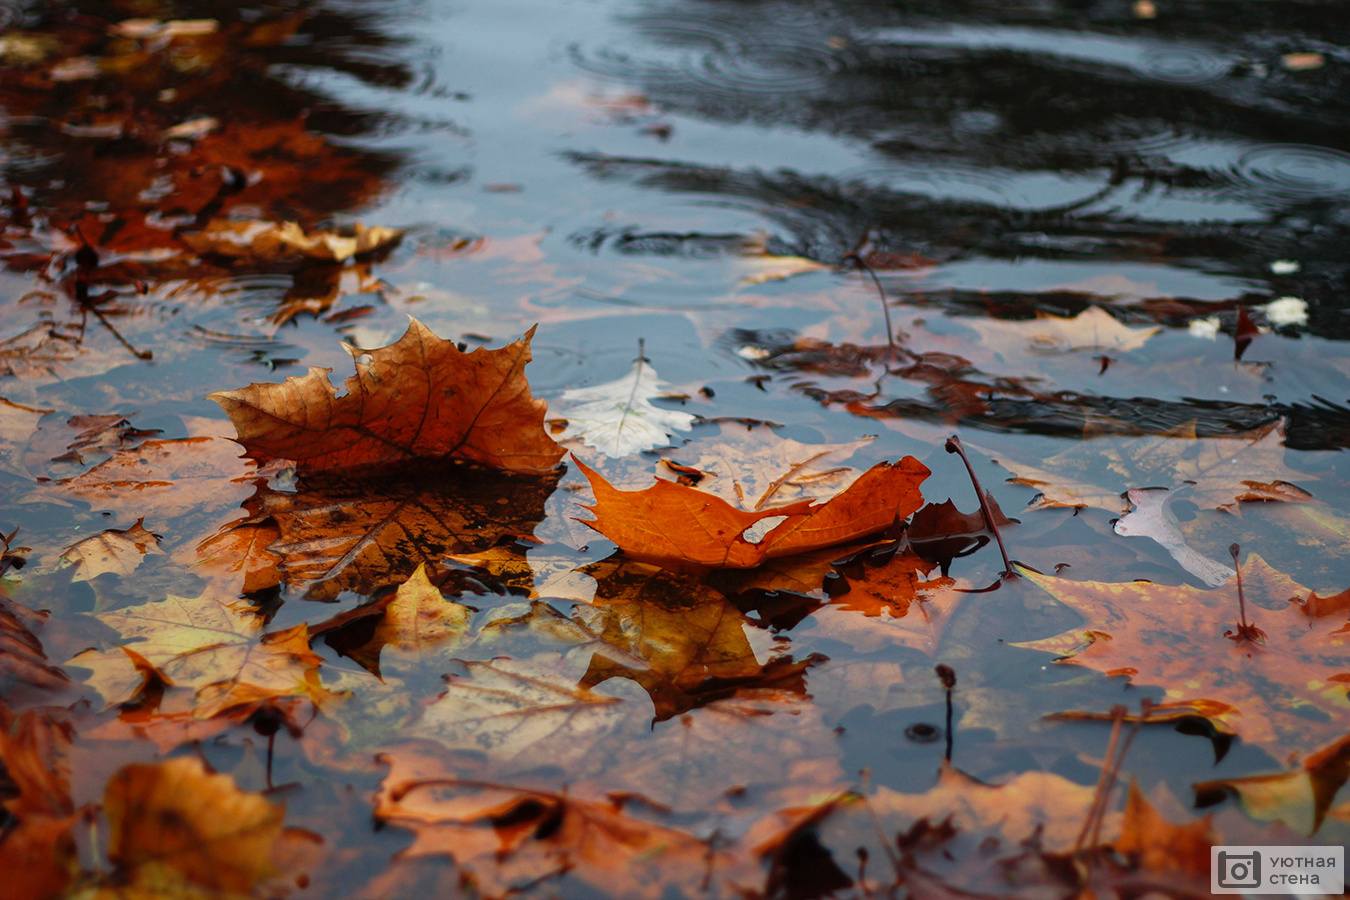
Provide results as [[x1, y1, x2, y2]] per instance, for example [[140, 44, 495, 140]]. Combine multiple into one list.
[[1230, 144, 1350, 201]]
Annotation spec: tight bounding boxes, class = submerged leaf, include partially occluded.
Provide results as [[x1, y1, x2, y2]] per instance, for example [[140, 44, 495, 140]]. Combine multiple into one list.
[[59, 519, 162, 582], [557, 359, 695, 457]]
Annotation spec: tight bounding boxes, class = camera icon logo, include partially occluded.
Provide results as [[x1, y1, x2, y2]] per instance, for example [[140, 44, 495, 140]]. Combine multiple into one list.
[[1217, 850, 1263, 888]]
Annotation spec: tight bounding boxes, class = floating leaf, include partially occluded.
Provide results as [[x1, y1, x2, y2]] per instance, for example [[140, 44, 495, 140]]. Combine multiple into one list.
[[556, 358, 695, 457]]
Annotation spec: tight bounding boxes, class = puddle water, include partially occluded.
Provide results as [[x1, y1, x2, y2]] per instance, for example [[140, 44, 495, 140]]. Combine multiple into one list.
[[1, 0, 1347, 894]]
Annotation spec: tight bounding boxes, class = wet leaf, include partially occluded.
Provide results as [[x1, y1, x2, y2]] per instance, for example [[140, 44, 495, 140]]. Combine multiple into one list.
[[1015, 557, 1350, 751], [101, 757, 284, 895], [0, 709, 77, 898], [183, 218, 402, 264], [375, 747, 757, 898], [993, 420, 1312, 512], [68, 591, 335, 719], [968, 306, 1161, 354], [212, 319, 563, 475], [575, 454, 929, 568], [59, 519, 162, 582], [816, 546, 961, 654], [556, 357, 695, 457]]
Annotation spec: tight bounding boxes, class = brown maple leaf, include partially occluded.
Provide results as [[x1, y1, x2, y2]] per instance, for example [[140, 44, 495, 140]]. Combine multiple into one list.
[[575, 454, 929, 568], [967, 306, 1161, 355], [1015, 557, 1349, 752], [211, 318, 563, 475]]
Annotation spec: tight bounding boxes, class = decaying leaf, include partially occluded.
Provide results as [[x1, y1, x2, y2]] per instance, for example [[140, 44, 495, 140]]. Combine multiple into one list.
[[375, 747, 757, 898], [59, 519, 162, 582], [31, 436, 255, 518], [576, 454, 928, 568], [1015, 557, 1350, 751], [101, 757, 284, 895], [658, 426, 873, 510], [967, 306, 1160, 354], [1115, 781, 1213, 878], [68, 590, 334, 718], [993, 420, 1312, 512], [212, 319, 563, 475], [1194, 732, 1350, 835], [556, 358, 695, 457]]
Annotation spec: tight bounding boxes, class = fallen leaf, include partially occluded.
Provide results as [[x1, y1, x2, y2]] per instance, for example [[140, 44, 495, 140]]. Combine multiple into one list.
[[0, 592, 71, 701], [1115, 781, 1213, 878], [212, 319, 563, 475], [556, 357, 695, 457], [968, 306, 1161, 354], [101, 757, 283, 895], [32, 436, 254, 518], [1113, 488, 1233, 586], [186, 517, 282, 594], [575, 454, 929, 568], [327, 563, 473, 675], [993, 419, 1311, 512], [658, 426, 873, 510], [68, 591, 334, 719], [184, 218, 402, 264], [1194, 733, 1350, 835], [1015, 557, 1350, 751], [375, 747, 757, 898], [59, 519, 162, 582]]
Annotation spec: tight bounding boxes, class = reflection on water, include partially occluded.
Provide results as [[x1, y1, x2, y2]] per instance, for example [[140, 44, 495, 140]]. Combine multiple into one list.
[[2, 0, 1348, 893]]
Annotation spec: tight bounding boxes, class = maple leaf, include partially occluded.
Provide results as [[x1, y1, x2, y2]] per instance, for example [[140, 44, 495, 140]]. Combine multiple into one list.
[[244, 460, 558, 599], [1114, 781, 1213, 879], [1014, 557, 1350, 751], [991, 419, 1312, 512], [1194, 732, 1350, 835], [58, 519, 162, 582], [100, 757, 285, 895], [185, 516, 281, 594], [967, 306, 1161, 354], [30, 436, 255, 519], [657, 426, 874, 510], [212, 318, 563, 475], [555, 356, 695, 457], [374, 747, 758, 898], [575, 454, 929, 568], [68, 590, 335, 718]]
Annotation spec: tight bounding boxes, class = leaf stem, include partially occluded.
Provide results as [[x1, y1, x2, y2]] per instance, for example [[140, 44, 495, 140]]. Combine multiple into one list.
[[944, 435, 1014, 578], [935, 664, 956, 764]]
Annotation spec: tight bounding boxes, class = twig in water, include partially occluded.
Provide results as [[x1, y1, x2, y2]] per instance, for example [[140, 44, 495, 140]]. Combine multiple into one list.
[[944, 435, 1014, 578]]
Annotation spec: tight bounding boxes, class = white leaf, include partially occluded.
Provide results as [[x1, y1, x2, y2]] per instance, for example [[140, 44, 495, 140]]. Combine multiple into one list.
[[557, 361, 695, 458], [1114, 487, 1233, 587]]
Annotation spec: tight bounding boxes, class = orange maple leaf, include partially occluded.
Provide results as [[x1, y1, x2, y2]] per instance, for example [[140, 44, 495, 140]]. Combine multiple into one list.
[[1015, 556, 1350, 752], [211, 318, 563, 475], [574, 454, 929, 568]]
